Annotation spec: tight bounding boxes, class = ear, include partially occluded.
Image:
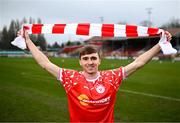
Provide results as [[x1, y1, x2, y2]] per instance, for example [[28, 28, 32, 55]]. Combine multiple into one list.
[[79, 60, 82, 66], [98, 59, 101, 65]]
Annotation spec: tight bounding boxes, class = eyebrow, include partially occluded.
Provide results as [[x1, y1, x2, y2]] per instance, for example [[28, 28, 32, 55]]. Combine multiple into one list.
[[82, 56, 98, 60]]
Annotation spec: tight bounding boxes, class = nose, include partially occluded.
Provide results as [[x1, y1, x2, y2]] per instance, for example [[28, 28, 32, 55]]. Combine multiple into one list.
[[87, 59, 93, 64]]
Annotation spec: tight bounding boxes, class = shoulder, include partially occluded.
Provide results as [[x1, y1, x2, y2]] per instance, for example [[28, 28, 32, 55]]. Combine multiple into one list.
[[101, 67, 125, 79], [58, 68, 79, 81], [101, 67, 123, 75], [62, 68, 79, 76]]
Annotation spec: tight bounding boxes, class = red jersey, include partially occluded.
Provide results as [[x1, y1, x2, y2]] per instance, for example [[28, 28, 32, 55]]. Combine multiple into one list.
[[58, 67, 124, 122]]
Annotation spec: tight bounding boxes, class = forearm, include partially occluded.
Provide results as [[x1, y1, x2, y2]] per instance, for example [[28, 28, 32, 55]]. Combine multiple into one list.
[[124, 32, 172, 77], [134, 43, 161, 66], [124, 44, 161, 77], [25, 38, 50, 68]]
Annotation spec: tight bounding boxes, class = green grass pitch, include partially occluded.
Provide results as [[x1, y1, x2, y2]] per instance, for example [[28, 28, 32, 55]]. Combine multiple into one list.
[[0, 57, 180, 122]]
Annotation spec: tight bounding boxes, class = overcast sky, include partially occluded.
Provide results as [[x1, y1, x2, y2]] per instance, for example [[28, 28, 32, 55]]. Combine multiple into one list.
[[0, 0, 179, 44]]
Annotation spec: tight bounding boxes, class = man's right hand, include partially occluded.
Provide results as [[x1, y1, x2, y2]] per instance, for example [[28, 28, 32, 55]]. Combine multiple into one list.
[[17, 29, 30, 41]]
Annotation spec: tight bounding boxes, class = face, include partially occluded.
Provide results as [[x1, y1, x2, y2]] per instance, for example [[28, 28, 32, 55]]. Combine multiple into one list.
[[79, 53, 101, 75]]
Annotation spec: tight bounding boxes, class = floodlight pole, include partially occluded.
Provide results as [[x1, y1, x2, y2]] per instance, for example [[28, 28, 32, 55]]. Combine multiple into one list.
[[146, 8, 153, 50], [99, 16, 105, 55], [99, 16, 104, 23], [146, 8, 152, 27]]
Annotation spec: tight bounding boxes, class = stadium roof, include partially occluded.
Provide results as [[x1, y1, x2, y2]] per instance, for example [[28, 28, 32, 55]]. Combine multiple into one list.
[[62, 45, 83, 53], [166, 28, 180, 36]]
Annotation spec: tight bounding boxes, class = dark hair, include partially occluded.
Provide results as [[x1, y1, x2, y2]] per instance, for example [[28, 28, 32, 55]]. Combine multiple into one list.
[[79, 45, 101, 59]]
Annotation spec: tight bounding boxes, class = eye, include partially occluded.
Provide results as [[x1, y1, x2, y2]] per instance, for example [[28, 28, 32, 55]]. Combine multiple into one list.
[[91, 56, 97, 60], [82, 57, 89, 60]]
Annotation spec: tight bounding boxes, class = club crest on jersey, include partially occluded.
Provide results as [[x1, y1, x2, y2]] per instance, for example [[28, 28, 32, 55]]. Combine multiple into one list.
[[95, 84, 105, 94]]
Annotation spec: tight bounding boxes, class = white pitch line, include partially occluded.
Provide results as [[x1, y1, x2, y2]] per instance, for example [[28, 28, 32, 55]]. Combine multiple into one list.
[[120, 89, 180, 102]]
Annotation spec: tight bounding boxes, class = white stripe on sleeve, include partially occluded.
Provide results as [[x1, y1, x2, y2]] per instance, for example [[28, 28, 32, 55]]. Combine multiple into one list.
[[122, 67, 126, 80], [57, 68, 63, 82]]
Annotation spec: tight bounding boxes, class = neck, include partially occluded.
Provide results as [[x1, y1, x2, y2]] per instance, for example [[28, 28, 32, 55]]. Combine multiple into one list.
[[83, 71, 99, 80]]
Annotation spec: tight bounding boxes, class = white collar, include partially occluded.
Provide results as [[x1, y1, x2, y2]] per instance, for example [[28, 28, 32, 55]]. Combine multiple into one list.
[[81, 71, 100, 83]]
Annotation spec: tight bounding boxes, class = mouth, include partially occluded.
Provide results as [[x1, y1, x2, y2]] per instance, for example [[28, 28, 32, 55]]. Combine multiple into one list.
[[87, 65, 96, 70]]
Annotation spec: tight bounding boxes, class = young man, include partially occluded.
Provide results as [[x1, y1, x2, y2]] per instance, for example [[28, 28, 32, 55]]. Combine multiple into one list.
[[18, 30, 172, 122]]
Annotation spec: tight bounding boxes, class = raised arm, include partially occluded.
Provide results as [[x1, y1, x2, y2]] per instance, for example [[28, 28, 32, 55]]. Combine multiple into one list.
[[124, 31, 172, 77], [18, 30, 60, 78]]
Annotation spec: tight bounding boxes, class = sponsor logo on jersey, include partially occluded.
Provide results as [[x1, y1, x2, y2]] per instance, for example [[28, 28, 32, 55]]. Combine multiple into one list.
[[78, 94, 89, 106], [78, 94, 110, 106]]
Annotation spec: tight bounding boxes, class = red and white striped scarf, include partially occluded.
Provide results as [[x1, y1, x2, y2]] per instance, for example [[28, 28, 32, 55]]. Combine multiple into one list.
[[12, 23, 177, 55], [23, 23, 161, 37]]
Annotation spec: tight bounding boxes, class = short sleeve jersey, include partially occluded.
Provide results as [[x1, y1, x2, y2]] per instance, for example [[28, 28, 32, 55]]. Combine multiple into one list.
[[57, 67, 124, 122]]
